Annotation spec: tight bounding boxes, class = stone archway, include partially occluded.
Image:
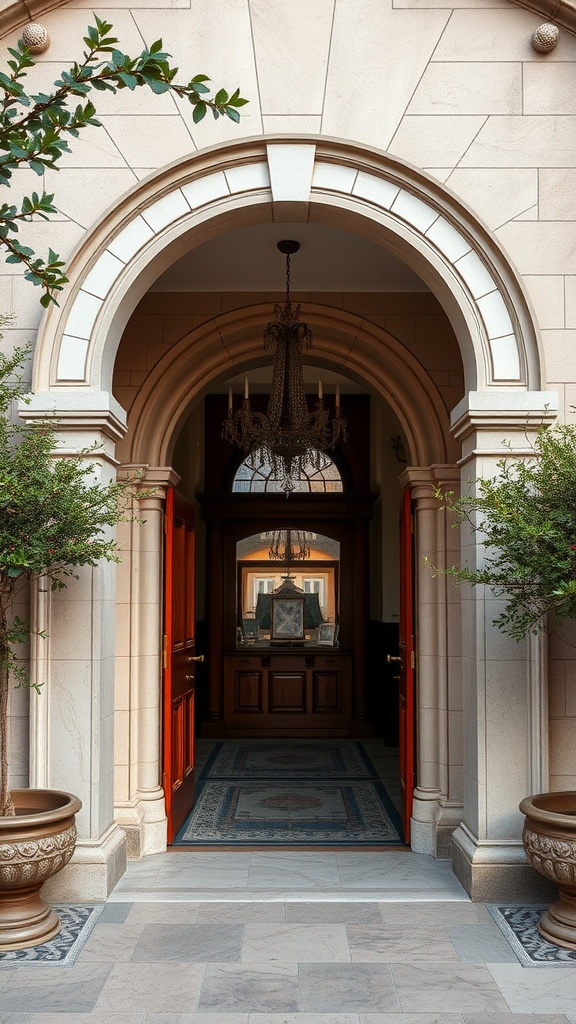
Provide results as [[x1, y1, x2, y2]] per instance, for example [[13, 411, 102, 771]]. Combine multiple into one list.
[[28, 137, 557, 901]]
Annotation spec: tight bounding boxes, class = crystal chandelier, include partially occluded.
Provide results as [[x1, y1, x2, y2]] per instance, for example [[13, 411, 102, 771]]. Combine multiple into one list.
[[266, 529, 312, 564], [222, 240, 347, 495]]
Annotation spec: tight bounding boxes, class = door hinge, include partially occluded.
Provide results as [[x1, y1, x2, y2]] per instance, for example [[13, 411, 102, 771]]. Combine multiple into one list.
[[163, 634, 168, 670], [411, 649, 415, 670]]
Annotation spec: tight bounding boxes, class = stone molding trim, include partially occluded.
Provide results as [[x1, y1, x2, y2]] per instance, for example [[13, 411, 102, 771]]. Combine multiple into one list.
[[1, 0, 575, 43], [121, 303, 454, 468], [30, 137, 543, 400]]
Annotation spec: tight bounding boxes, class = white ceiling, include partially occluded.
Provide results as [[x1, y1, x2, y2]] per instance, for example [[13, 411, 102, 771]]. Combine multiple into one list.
[[151, 222, 429, 293]]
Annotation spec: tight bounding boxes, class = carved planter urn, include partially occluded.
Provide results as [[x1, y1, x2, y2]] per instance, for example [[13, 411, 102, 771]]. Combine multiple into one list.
[[0, 789, 81, 950], [520, 791, 576, 950]]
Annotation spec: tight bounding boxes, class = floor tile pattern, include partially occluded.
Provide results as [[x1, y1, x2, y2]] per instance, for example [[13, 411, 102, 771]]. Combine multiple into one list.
[[0, 905, 102, 967], [488, 905, 576, 966]]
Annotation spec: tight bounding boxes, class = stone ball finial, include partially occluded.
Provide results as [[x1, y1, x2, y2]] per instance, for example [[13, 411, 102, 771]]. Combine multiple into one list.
[[531, 23, 559, 52], [20, 22, 50, 54]]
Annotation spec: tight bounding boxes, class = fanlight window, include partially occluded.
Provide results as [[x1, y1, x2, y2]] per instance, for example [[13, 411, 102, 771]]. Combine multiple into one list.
[[232, 449, 343, 493]]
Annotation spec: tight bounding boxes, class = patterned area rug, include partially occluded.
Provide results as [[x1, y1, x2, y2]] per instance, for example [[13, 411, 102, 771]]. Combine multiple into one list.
[[488, 905, 576, 967], [0, 904, 102, 967], [201, 741, 379, 780], [175, 741, 403, 846]]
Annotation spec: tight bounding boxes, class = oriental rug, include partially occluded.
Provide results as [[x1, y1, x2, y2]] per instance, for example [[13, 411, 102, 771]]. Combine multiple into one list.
[[174, 741, 403, 846], [488, 904, 576, 966]]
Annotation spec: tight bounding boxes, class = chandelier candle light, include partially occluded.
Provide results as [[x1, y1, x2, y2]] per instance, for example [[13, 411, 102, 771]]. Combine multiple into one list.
[[222, 240, 347, 495]]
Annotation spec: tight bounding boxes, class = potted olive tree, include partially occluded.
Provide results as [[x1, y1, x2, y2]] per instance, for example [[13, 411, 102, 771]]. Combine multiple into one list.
[[437, 423, 576, 950], [0, 331, 145, 948], [0, 19, 245, 950]]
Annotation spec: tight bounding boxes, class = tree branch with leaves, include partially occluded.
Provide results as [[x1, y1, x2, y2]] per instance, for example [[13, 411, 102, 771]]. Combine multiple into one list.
[[0, 15, 247, 306], [433, 424, 576, 642]]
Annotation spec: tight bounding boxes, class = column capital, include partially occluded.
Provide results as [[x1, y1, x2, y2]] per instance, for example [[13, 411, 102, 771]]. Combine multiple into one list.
[[451, 390, 558, 443], [118, 465, 181, 496], [399, 464, 460, 502], [21, 390, 128, 443]]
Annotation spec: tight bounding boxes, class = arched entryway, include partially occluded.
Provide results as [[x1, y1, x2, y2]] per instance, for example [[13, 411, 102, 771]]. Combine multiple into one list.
[[27, 137, 556, 903]]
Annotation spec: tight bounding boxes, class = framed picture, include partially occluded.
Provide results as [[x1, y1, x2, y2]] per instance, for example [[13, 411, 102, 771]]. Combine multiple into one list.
[[317, 623, 336, 645], [271, 596, 305, 640]]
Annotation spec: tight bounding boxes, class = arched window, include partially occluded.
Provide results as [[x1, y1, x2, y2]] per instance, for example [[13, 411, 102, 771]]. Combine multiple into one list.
[[232, 449, 343, 493]]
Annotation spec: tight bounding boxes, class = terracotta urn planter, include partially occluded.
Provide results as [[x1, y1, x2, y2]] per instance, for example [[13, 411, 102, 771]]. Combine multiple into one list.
[[520, 791, 576, 950], [0, 789, 81, 950]]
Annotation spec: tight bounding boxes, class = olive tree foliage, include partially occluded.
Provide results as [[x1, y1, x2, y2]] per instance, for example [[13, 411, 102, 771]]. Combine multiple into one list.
[[0, 19, 246, 813], [433, 424, 576, 642], [0, 326, 152, 814], [0, 15, 247, 305]]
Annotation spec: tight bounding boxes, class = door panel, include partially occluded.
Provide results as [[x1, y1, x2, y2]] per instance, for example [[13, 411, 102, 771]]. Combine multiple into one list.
[[163, 487, 197, 843], [399, 486, 416, 844]]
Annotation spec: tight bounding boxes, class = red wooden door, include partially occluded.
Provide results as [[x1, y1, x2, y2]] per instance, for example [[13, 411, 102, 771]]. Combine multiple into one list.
[[399, 486, 416, 843], [163, 487, 200, 843]]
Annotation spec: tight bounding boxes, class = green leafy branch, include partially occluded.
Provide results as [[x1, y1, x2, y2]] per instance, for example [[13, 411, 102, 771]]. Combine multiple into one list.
[[432, 424, 576, 641], [0, 15, 247, 304]]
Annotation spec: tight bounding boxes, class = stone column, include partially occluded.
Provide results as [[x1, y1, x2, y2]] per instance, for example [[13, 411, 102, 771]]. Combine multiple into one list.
[[113, 466, 180, 859], [25, 392, 129, 900], [401, 465, 463, 858], [450, 390, 557, 901]]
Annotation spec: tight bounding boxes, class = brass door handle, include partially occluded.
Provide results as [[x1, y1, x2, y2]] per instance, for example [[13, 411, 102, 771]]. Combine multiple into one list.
[[189, 654, 205, 663], [387, 654, 401, 663]]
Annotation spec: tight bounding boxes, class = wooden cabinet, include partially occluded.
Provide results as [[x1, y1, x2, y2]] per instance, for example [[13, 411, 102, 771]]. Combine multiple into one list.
[[223, 650, 352, 736]]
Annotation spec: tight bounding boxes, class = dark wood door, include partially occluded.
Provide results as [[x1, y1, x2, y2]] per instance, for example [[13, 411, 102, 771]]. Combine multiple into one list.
[[399, 486, 416, 843], [163, 487, 200, 842]]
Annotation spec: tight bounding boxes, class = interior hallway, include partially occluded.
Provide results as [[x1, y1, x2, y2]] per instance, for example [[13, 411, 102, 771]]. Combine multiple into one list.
[[2, 849, 576, 1018]]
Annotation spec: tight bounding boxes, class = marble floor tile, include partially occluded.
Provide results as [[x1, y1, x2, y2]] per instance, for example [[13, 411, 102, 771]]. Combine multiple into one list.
[[379, 902, 482, 925], [0, 1014, 35, 1024], [242, 923, 350, 962], [144, 1016, 249, 1023], [0, 965, 112, 1013], [285, 901, 382, 924], [347, 924, 459, 962], [487, 964, 576, 1015], [198, 963, 299, 1013], [462, 1015, 572, 1023], [125, 902, 202, 924], [94, 963, 206, 1014], [250, 1016, 359, 1024], [357, 1016, 464, 1024], [390, 963, 509, 1013], [247, 853, 341, 889], [77, 924, 144, 963], [298, 963, 401, 1012], [97, 903, 133, 923], [31, 1016, 146, 1024], [446, 923, 519, 963], [132, 923, 244, 962], [195, 901, 286, 923]]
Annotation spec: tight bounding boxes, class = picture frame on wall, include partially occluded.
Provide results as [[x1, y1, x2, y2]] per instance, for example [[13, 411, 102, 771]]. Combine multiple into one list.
[[270, 597, 306, 640], [317, 623, 337, 645]]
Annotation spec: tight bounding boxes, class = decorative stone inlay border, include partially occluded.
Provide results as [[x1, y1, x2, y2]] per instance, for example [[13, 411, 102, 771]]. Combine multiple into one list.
[[31, 138, 541, 398]]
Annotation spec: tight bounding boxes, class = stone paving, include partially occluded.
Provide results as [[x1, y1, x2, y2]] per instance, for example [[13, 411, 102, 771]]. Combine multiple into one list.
[[1, 849, 576, 1022]]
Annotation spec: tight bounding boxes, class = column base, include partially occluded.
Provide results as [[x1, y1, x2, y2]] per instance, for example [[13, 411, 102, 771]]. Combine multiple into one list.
[[410, 792, 462, 858], [451, 823, 559, 902], [115, 790, 167, 860], [40, 824, 127, 902]]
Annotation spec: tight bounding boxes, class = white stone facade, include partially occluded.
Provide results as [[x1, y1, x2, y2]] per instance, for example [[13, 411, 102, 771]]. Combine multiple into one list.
[[1, 0, 575, 900]]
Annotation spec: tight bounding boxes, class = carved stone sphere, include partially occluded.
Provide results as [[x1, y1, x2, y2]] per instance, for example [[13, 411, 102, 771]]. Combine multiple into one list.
[[531, 23, 560, 53], [21, 23, 50, 54]]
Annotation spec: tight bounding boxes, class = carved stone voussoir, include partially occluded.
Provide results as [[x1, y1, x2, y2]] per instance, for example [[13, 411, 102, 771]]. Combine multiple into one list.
[[0, 824, 77, 888]]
